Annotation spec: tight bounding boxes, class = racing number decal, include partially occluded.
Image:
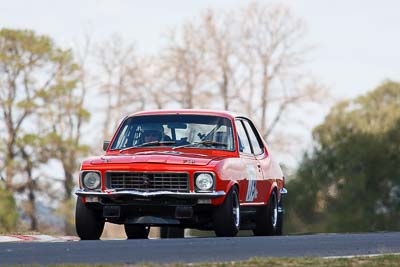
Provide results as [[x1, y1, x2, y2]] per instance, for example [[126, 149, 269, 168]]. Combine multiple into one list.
[[246, 180, 257, 202], [245, 165, 258, 202]]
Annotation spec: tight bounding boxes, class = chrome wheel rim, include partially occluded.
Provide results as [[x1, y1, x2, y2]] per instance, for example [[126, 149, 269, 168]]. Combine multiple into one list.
[[271, 194, 278, 228], [232, 191, 240, 228]]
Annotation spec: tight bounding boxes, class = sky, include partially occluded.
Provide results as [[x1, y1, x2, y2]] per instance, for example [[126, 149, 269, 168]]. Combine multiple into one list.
[[2, 0, 399, 101], [2, 0, 400, 165]]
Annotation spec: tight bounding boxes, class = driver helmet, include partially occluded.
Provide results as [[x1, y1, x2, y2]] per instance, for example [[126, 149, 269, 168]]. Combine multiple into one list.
[[141, 123, 164, 142]]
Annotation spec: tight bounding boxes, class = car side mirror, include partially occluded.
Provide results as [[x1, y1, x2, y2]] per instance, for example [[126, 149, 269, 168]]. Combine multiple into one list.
[[103, 141, 110, 151]]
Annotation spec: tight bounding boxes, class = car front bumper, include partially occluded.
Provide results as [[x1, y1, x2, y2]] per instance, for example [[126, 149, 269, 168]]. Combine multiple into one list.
[[75, 189, 226, 199]]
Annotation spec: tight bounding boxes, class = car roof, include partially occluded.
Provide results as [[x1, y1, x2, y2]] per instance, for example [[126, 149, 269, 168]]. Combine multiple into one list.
[[128, 109, 244, 120]]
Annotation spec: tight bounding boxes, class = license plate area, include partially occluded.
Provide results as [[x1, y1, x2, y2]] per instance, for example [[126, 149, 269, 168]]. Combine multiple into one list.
[[103, 206, 121, 218]]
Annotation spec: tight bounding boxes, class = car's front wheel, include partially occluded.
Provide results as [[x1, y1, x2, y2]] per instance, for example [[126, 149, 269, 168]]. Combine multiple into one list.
[[75, 197, 105, 240], [213, 186, 240, 237], [253, 190, 278, 236], [124, 224, 150, 239]]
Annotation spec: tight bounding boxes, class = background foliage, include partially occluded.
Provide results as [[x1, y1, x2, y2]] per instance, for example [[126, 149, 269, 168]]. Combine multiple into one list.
[[0, 29, 87, 233], [0, 185, 18, 232], [286, 81, 400, 233]]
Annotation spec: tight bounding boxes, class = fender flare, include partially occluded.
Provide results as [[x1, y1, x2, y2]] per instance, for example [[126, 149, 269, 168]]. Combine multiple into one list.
[[225, 180, 239, 194], [265, 181, 278, 203], [212, 180, 239, 206]]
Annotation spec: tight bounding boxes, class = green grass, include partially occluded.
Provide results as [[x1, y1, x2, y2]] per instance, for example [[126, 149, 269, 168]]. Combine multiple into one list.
[[4, 254, 400, 267]]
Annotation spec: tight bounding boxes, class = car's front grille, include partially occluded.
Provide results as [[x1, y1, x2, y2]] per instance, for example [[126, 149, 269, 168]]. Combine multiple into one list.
[[106, 172, 189, 192]]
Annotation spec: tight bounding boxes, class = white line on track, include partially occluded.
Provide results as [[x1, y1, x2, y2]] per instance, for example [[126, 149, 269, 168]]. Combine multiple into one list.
[[324, 252, 400, 259]]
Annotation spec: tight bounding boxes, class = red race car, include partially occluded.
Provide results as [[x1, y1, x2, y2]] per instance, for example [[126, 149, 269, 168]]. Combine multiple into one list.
[[75, 110, 287, 239]]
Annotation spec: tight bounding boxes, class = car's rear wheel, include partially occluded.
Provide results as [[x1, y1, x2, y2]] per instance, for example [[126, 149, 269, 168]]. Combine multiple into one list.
[[253, 190, 278, 236], [124, 224, 150, 239], [160, 227, 185, 238], [213, 186, 240, 237], [75, 197, 105, 240]]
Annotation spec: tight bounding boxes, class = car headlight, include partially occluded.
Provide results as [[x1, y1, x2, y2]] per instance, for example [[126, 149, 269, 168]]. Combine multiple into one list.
[[82, 172, 101, 190], [195, 173, 214, 192]]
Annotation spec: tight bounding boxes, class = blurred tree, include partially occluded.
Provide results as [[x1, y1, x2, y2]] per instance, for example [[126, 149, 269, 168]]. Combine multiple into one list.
[[161, 22, 214, 109], [0, 29, 86, 232], [286, 81, 400, 233], [159, 3, 325, 141], [0, 29, 64, 230], [0, 29, 51, 191], [0, 183, 18, 232], [37, 37, 91, 235], [238, 3, 325, 139], [96, 35, 146, 141], [139, 56, 171, 110], [201, 9, 241, 111]]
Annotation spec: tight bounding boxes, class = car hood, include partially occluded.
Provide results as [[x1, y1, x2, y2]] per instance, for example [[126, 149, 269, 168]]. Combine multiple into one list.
[[89, 151, 221, 166]]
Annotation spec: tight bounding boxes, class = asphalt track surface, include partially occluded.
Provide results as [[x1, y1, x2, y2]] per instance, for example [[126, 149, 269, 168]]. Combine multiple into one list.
[[1, 232, 400, 266]]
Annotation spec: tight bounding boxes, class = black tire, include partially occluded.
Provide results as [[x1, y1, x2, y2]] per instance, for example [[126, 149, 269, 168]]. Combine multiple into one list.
[[253, 190, 278, 236], [160, 227, 185, 238], [124, 224, 150, 239], [75, 197, 105, 240], [213, 186, 240, 237]]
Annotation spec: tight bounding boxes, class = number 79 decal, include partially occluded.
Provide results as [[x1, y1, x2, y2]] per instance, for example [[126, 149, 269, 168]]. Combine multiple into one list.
[[245, 165, 258, 202]]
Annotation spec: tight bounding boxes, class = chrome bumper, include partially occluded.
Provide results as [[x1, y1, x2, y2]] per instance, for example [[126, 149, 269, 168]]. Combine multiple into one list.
[[75, 189, 225, 199]]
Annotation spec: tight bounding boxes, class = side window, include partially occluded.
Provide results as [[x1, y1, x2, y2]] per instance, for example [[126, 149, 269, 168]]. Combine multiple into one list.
[[235, 120, 252, 154], [243, 120, 264, 155]]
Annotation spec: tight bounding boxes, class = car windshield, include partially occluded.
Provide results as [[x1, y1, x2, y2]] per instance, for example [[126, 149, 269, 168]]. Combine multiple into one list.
[[110, 114, 235, 151]]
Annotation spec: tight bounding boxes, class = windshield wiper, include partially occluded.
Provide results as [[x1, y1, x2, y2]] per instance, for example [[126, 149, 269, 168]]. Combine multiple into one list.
[[119, 146, 136, 153], [119, 141, 176, 153], [172, 140, 227, 150]]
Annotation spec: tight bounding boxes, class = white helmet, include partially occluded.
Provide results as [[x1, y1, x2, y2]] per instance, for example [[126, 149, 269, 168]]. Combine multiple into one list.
[[141, 123, 164, 140]]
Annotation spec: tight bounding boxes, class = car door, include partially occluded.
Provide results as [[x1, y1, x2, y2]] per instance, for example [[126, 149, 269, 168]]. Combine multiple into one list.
[[234, 119, 264, 204], [241, 119, 273, 204]]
